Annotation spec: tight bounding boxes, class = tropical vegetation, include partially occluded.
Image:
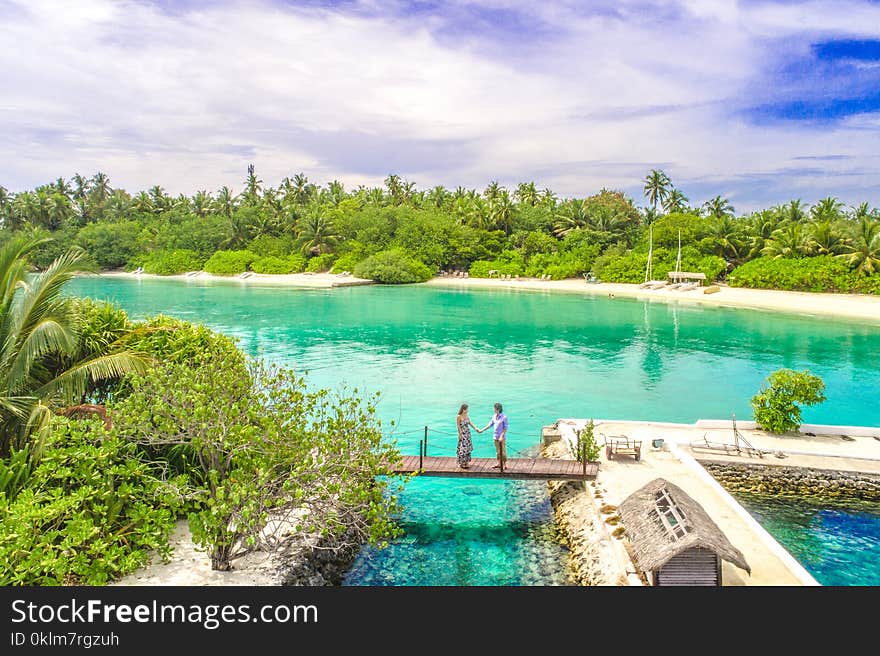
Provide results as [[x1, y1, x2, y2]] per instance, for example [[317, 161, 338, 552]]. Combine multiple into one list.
[[2, 167, 878, 292], [0, 244, 403, 584], [751, 369, 827, 434]]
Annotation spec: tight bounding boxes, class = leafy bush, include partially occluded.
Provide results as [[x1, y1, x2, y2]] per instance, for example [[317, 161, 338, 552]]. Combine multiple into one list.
[[468, 250, 525, 277], [331, 252, 364, 273], [141, 249, 206, 275], [305, 253, 336, 272], [247, 234, 297, 258], [0, 418, 181, 585], [728, 256, 880, 294], [111, 354, 403, 571], [597, 247, 725, 283], [76, 221, 142, 269], [751, 369, 826, 434], [250, 253, 307, 274], [570, 419, 600, 462], [203, 250, 256, 275], [354, 249, 433, 283]]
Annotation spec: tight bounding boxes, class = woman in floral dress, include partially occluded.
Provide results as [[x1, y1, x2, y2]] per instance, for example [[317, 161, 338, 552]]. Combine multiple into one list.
[[456, 403, 478, 468]]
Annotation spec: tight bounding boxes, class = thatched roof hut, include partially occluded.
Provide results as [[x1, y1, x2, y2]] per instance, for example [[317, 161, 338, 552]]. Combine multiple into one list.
[[618, 478, 750, 585]]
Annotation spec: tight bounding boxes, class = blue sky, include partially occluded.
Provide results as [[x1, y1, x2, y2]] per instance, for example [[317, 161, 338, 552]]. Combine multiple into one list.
[[2, 0, 880, 212]]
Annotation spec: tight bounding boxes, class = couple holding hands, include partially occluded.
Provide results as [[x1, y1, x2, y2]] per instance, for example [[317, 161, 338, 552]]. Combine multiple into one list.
[[456, 402, 508, 470]]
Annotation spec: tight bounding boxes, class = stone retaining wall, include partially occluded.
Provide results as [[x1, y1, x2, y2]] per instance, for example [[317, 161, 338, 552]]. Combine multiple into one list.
[[700, 461, 880, 503]]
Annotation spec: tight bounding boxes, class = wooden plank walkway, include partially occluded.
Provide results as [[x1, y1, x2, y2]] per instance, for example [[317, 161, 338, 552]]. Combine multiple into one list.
[[394, 455, 598, 480]]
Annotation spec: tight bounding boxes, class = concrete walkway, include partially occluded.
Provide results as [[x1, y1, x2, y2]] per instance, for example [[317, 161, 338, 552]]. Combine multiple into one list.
[[552, 419, 854, 585]]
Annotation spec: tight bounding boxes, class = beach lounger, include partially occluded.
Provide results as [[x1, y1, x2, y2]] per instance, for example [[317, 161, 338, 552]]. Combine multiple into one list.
[[464, 272, 469, 278]]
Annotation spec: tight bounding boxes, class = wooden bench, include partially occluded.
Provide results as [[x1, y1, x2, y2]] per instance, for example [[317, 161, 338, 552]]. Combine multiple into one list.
[[604, 435, 642, 461]]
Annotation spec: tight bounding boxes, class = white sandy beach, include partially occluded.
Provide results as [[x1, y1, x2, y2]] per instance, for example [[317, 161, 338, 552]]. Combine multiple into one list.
[[99, 270, 373, 288], [426, 276, 880, 323]]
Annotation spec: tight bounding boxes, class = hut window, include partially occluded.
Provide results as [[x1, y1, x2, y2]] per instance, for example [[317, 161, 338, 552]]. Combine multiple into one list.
[[654, 488, 690, 540]]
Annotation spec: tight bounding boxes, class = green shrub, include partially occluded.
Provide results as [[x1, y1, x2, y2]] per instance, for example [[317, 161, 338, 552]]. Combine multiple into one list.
[[468, 250, 525, 277], [203, 250, 256, 275], [354, 249, 433, 283], [247, 234, 296, 258], [0, 418, 181, 585], [76, 221, 142, 269], [331, 252, 363, 273], [570, 419, 600, 462], [596, 247, 725, 283], [305, 253, 336, 272], [141, 249, 205, 275], [250, 253, 307, 274], [751, 369, 826, 434], [728, 256, 880, 294]]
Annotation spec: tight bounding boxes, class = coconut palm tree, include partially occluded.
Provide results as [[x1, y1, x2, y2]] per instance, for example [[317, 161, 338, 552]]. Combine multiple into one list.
[[643, 169, 672, 214], [191, 190, 212, 218], [779, 199, 808, 224], [552, 200, 589, 237], [296, 210, 340, 255], [426, 185, 449, 209], [515, 182, 539, 207], [662, 188, 689, 214], [483, 180, 502, 203], [488, 190, 516, 234], [244, 164, 262, 204], [708, 215, 745, 263], [810, 197, 844, 223], [763, 223, 808, 259], [807, 220, 849, 256], [702, 195, 734, 220], [0, 238, 148, 454], [838, 217, 880, 275], [215, 186, 236, 218]]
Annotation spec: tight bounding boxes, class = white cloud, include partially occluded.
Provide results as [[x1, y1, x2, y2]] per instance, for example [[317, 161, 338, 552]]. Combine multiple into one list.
[[1, 0, 879, 211]]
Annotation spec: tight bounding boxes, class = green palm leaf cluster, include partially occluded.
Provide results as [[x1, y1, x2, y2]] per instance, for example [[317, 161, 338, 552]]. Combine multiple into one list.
[[0, 237, 148, 454]]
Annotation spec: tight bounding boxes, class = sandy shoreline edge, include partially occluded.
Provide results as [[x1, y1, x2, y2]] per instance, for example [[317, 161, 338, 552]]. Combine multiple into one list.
[[96, 271, 880, 323]]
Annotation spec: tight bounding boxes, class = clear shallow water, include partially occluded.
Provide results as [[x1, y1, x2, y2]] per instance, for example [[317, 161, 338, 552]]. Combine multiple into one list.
[[66, 277, 880, 584], [735, 494, 880, 586]]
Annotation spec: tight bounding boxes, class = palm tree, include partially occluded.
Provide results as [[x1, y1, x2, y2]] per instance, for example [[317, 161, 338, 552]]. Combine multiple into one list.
[[52, 177, 72, 199], [850, 202, 874, 222], [90, 172, 112, 205], [702, 195, 734, 220], [191, 190, 212, 218], [539, 188, 557, 207], [838, 217, 880, 275], [807, 220, 849, 255], [426, 185, 448, 209], [149, 185, 169, 214], [0, 238, 148, 454], [515, 182, 539, 207], [708, 215, 745, 263], [779, 199, 807, 224], [326, 180, 346, 206], [296, 210, 340, 255], [553, 200, 589, 237], [215, 186, 236, 218], [810, 197, 844, 223], [643, 169, 672, 214], [487, 190, 516, 234], [244, 164, 262, 204], [483, 180, 502, 203], [662, 188, 689, 214], [763, 223, 808, 259]]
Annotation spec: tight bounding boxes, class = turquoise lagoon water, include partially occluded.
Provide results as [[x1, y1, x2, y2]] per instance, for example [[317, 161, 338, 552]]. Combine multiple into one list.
[[735, 494, 880, 586], [65, 277, 880, 585]]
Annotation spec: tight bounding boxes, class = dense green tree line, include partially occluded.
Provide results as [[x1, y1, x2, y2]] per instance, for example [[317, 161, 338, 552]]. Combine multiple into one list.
[[1, 166, 878, 291]]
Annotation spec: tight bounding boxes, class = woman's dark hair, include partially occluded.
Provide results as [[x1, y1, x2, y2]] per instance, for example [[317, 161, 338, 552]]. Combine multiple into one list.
[[494, 403, 503, 413], [458, 403, 468, 417]]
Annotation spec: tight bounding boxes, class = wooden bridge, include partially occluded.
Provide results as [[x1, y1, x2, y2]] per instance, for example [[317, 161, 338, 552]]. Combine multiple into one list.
[[394, 455, 598, 481]]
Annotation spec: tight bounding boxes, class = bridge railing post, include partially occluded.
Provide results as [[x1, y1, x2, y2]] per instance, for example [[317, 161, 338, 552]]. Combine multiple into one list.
[[424, 426, 428, 457], [419, 439, 423, 472]]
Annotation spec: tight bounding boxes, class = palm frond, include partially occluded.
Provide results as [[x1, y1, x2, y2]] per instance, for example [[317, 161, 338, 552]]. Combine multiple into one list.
[[35, 351, 150, 405], [4, 318, 78, 395]]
